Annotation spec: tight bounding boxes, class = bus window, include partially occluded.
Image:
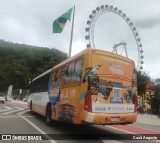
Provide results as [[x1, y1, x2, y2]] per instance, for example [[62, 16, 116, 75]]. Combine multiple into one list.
[[74, 59, 83, 85], [68, 62, 75, 86], [41, 73, 50, 91], [61, 58, 83, 87], [30, 73, 50, 93], [29, 82, 34, 93], [68, 62, 75, 75], [61, 66, 68, 86]]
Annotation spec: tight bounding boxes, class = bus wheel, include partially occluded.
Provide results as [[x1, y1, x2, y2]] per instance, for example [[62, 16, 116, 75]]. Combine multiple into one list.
[[46, 105, 52, 126], [30, 101, 33, 114], [30, 102, 32, 111]]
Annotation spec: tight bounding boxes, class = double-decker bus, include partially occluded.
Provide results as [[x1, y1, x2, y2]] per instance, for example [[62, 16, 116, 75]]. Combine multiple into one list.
[[28, 48, 137, 125]]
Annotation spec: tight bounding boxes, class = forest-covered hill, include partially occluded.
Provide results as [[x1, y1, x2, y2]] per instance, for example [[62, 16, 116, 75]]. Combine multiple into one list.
[[0, 39, 67, 92]]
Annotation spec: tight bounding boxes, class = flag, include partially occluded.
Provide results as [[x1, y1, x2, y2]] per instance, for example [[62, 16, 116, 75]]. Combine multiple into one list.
[[53, 8, 73, 33]]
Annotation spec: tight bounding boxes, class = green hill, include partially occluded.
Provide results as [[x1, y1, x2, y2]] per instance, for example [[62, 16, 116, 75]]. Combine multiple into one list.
[[0, 39, 67, 92]]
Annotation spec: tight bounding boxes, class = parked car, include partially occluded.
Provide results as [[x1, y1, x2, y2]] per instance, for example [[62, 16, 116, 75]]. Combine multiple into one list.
[[0, 96, 5, 104]]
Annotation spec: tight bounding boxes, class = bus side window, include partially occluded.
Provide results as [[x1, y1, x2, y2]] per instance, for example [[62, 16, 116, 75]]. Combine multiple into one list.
[[68, 62, 75, 75], [66, 62, 75, 86], [29, 82, 34, 93], [74, 59, 83, 84], [34, 80, 39, 93], [61, 58, 83, 87], [29, 72, 50, 93], [41, 72, 50, 91], [61, 66, 68, 86], [32, 81, 36, 93]]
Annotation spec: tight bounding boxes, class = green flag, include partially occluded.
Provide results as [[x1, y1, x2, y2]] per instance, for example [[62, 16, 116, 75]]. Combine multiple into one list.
[[53, 8, 73, 33]]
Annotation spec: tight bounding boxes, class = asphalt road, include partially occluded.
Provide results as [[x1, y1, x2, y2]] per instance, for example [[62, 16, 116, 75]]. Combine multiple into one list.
[[0, 102, 159, 143]]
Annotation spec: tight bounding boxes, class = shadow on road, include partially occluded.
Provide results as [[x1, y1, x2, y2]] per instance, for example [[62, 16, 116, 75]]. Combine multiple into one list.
[[29, 112, 147, 141]]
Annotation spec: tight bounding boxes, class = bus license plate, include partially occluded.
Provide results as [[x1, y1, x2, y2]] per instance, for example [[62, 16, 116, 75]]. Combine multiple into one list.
[[111, 117, 120, 122]]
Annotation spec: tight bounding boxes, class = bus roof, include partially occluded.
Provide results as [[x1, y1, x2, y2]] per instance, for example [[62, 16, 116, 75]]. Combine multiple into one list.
[[31, 68, 52, 82], [53, 48, 87, 69], [53, 48, 134, 69], [30, 48, 134, 82]]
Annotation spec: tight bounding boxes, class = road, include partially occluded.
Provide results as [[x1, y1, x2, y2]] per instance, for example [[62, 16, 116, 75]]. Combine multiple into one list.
[[0, 101, 160, 143]]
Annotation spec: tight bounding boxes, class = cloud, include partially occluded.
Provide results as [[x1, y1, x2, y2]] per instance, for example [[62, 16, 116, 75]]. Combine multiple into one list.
[[0, 0, 159, 79], [135, 13, 160, 29]]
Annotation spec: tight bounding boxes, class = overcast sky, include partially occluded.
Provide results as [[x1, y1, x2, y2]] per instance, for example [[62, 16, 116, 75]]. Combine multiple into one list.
[[0, 0, 160, 79]]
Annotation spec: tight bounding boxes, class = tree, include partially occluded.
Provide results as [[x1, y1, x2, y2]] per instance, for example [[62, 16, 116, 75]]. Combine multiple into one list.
[[0, 39, 68, 93], [154, 84, 160, 96], [152, 84, 160, 113], [137, 71, 150, 96]]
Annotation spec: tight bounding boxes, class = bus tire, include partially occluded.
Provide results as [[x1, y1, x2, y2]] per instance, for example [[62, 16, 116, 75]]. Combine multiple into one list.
[[46, 104, 52, 126], [30, 101, 34, 114], [30, 101, 32, 111]]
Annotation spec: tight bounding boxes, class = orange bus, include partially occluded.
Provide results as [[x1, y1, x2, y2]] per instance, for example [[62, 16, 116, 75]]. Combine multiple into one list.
[[28, 48, 137, 125]]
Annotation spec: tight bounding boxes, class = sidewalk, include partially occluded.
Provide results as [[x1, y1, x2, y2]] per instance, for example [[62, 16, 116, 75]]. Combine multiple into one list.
[[137, 113, 160, 126], [11, 100, 27, 105], [6, 100, 28, 107]]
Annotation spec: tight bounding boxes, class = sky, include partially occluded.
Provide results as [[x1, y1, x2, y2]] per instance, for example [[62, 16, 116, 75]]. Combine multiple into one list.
[[0, 0, 160, 79]]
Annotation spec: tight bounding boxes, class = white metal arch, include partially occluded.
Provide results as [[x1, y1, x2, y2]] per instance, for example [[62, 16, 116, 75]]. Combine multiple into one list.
[[85, 5, 144, 70]]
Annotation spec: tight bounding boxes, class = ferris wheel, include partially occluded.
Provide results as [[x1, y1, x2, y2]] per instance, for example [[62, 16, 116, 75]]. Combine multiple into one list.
[[85, 5, 144, 71]]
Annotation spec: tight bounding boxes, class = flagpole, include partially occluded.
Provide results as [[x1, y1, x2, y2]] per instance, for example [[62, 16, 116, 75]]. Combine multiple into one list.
[[69, 5, 75, 58]]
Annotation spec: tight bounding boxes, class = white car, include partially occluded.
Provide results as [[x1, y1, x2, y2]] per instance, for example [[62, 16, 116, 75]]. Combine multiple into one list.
[[0, 96, 5, 104]]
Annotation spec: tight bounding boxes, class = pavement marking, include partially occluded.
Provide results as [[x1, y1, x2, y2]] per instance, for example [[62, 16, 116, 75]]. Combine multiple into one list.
[[2, 106, 24, 115], [0, 116, 20, 118], [0, 116, 34, 118], [0, 105, 29, 115], [17, 109, 30, 115], [101, 139, 123, 143], [0, 106, 13, 113], [106, 125, 160, 142], [129, 124, 160, 133], [107, 125, 135, 134], [18, 114, 57, 143]]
